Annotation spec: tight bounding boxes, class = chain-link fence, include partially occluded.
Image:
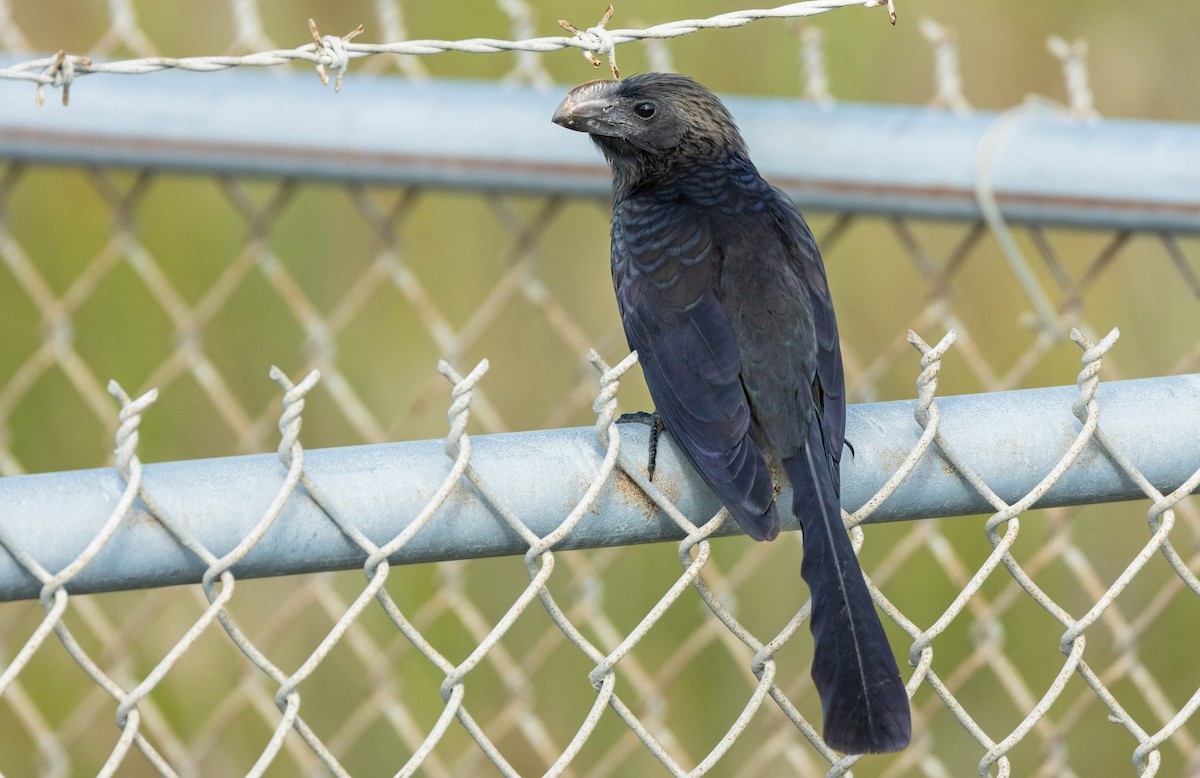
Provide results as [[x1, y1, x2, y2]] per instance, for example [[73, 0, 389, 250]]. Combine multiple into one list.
[[1, 2, 1199, 776]]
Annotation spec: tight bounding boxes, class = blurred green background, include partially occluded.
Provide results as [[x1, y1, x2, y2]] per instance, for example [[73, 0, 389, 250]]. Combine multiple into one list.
[[1, 1, 1198, 776]]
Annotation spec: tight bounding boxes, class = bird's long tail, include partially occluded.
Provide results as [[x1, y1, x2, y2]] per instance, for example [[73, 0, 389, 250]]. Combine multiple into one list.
[[783, 424, 911, 754]]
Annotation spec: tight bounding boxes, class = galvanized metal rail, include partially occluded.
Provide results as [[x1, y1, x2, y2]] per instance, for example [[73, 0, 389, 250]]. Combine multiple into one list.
[[1, 374, 1196, 601], [1, 68, 1199, 232]]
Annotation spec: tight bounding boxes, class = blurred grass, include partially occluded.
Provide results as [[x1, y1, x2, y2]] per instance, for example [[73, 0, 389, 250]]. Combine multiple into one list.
[[1, 1, 1199, 776]]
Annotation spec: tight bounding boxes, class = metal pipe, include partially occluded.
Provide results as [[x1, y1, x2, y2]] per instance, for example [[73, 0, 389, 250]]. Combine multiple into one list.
[[0, 375, 1196, 601], [1, 68, 1198, 232]]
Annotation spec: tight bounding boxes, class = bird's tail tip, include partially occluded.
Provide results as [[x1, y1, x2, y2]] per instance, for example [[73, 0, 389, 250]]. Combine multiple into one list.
[[823, 708, 912, 754]]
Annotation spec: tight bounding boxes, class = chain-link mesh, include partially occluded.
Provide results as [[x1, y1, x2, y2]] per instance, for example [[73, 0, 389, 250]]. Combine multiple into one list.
[[1, 2, 1199, 776]]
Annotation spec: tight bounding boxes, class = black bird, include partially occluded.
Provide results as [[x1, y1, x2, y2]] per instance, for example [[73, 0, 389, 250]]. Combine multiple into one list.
[[552, 74, 910, 754]]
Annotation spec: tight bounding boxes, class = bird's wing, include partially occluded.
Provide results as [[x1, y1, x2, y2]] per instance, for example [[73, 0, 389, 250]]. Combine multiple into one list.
[[772, 188, 846, 491], [613, 194, 779, 540]]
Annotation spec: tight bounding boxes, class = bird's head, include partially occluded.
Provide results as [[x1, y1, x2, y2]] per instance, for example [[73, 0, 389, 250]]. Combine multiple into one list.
[[552, 73, 749, 193]]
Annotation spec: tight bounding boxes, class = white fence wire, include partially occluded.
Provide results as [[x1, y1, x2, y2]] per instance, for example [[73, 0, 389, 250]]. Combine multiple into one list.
[[1, 1, 1199, 777]]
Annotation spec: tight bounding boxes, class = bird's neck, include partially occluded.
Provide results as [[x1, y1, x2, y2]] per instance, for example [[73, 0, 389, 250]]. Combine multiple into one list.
[[612, 153, 764, 207]]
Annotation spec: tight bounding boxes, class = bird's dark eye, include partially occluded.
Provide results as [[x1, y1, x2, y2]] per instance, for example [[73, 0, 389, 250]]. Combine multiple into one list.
[[634, 101, 656, 119]]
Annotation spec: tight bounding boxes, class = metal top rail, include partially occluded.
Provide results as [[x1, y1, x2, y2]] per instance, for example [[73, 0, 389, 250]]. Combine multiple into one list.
[[2, 374, 1196, 601], [2, 68, 1199, 232]]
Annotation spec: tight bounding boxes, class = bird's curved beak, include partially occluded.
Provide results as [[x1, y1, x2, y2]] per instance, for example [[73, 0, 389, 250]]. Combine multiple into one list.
[[551, 79, 625, 138]]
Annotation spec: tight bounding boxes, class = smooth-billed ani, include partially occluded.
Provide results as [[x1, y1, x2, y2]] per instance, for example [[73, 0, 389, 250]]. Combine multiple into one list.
[[552, 73, 910, 754]]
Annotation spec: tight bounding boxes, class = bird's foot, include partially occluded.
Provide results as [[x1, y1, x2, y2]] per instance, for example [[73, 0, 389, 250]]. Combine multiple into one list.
[[616, 411, 665, 480]]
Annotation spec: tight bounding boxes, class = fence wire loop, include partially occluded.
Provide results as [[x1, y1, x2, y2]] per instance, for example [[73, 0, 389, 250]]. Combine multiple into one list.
[[920, 17, 969, 112], [269, 365, 322, 463], [906, 328, 956, 425], [796, 24, 832, 105], [587, 347, 638, 447], [1069, 326, 1119, 419], [438, 358, 490, 458], [106, 380, 158, 477], [1047, 34, 1098, 119]]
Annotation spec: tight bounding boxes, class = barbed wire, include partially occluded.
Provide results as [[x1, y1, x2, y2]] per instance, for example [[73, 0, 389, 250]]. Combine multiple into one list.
[[0, 0, 1100, 128], [0, 0, 896, 105]]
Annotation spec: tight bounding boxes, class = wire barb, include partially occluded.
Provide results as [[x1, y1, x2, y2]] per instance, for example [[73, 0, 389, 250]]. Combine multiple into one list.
[[865, 0, 898, 25], [559, 4, 619, 79], [308, 18, 365, 91], [34, 49, 90, 107]]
